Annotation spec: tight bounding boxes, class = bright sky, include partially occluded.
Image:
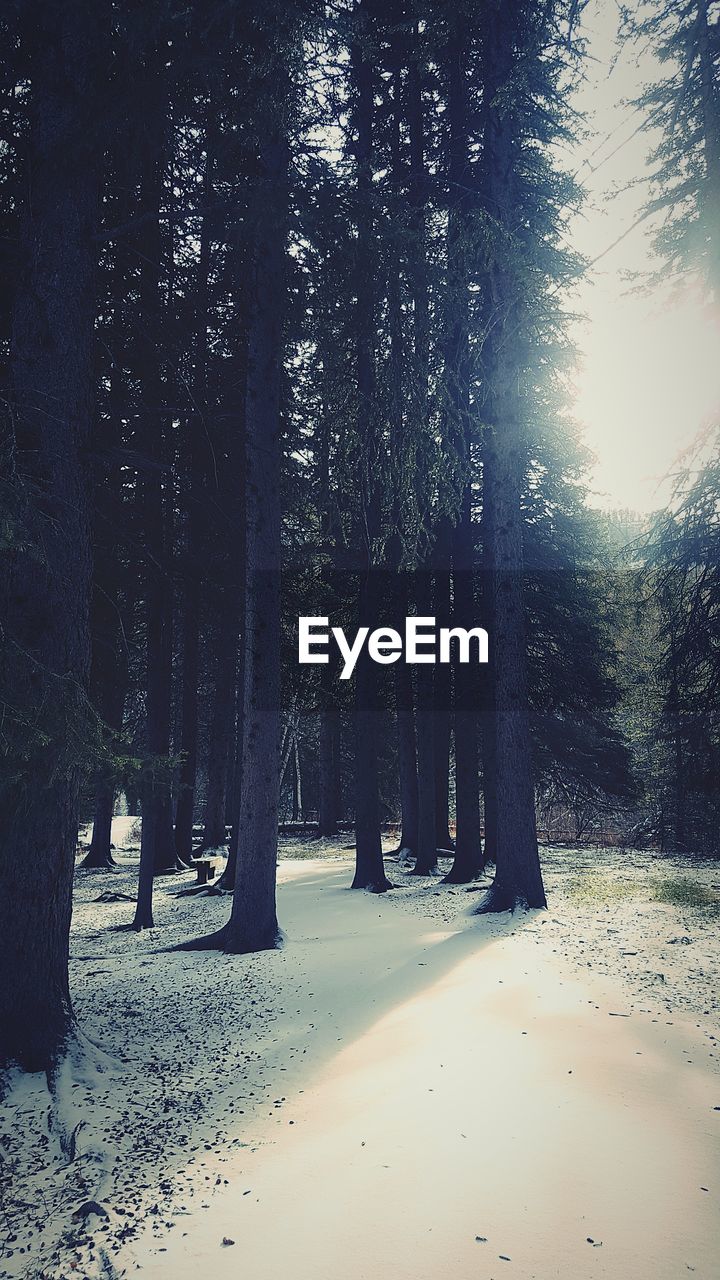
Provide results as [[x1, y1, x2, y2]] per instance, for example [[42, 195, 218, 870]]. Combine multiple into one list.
[[568, 0, 720, 513]]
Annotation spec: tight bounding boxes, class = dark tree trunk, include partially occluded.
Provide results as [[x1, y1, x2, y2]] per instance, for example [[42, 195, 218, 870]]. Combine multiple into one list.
[[174, 141, 216, 866], [446, 499, 484, 882], [221, 119, 290, 952], [668, 649, 686, 853], [318, 692, 341, 838], [316, 378, 340, 840], [219, 639, 244, 889], [395, 657, 419, 858], [124, 783, 141, 816], [442, 28, 482, 884], [476, 0, 546, 913], [82, 561, 128, 870], [412, 567, 438, 875], [433, 523, 454, 851], [349, 0, 391, 893], [83, 148, 133, 872], [480, 457, 499, 865], [133, 44, 177, 928], [202, 600, 239, 849], [85, 789, 115, 869], [352, 580, 390, 891], [0, 0, 104, 1072], [174, 566, 201, 864]]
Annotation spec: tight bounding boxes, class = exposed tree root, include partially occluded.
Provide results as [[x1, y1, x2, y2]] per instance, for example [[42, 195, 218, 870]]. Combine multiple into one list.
[[80, 851, 117, 870], [475, 881, 547, 913], [155, 859, 193, 876], [224, 929, 284, 956], [441, 863, 483, 885], [350, 877, 395, 893], [174, 882, 229, 899], [172, 925, 230, 951]]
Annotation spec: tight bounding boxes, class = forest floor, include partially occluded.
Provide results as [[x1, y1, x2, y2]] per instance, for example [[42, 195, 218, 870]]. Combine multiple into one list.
[[1, 825, 720, 1280]]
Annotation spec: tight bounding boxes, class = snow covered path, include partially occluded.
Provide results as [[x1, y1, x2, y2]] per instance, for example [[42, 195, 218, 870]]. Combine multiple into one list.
[[134, 862, 720, 1280]]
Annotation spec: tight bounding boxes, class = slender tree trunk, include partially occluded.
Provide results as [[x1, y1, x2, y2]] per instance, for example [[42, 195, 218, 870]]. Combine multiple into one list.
[[480, 458, 499, 864], [86, 788, 115, 869], [433, 523, 454, 851], [317, 417, 340, 838], [174, 563, 201, 863], [350, 0, 391, 892], [174, 142, 215, 865], [84, 156, 132, 872], [133, 43, 176, 927], [218, 640, 243, 889], [477, 0, 546, 912], [352, 587, 389, 891], [0, 0, 104, 1072], [318, 693, 341, 838], [443, 27, 482, 883], [221, 120, 290, 952], [83, 556, 128, 869], [202, 600, 239, 848], [395, 650, 419, 858], [446, 496, 483, 882], [412, 566, 438, 874]]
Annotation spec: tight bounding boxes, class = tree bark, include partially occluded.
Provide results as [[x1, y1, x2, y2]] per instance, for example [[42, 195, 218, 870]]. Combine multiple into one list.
[[318, 693, 341, 838], [222, 121, 289, 952], [412, 566, 438, 875], [476, 0, 546, 912], [433, 523, 454, 851], [395, 651, 419, 858], [446, 497, 484, 882], [202, 600, 239, 849], [443, 26, 483, 883], [0, 0, 105, 1072], [174, 140, 215, 865], [350, 0, 391, 892], [133, 37, 177, 928]]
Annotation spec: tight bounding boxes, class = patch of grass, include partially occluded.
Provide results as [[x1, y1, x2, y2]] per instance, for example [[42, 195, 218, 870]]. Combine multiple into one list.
[[565, 873, 641, 903], [278, 840, 352, 861], [651, 877, 720, 910], [565, 869, 720, 912]]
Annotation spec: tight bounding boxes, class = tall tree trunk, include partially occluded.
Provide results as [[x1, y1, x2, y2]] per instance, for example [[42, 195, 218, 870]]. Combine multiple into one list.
[[316, 368, 340, 840], [477, 0, 546, 912], [219, 634, 244, 889], [350, 0, 391, 892], [480, 457, 499, 865], [443, 25, 482, 883], [202, 599, 239, 849], [133, 41, 176, 928], [395, 607, 419, 859], [174, 141, 215, 865], [0, 0, 104, 1071], [318, 691, 341, 838], [412, 566, 438, 875], [433, 523, 454, 851], [83, 574, 128, 869], [84, 150, 132, 871], [221, 119, 289, 952], [446, 497, 484, 882]]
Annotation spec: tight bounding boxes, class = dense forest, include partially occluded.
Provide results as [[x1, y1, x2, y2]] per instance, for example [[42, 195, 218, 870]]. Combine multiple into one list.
[[1, 0, 718, 1088]]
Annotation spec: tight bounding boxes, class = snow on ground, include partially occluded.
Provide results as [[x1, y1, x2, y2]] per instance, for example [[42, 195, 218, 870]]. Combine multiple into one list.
[[1, 825, 719, 1280]]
